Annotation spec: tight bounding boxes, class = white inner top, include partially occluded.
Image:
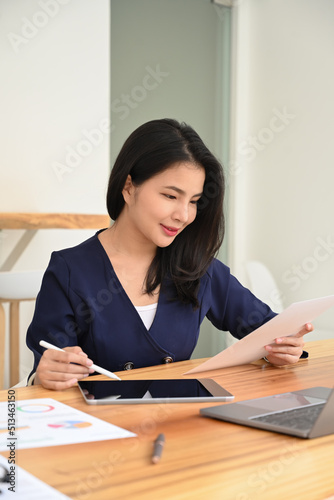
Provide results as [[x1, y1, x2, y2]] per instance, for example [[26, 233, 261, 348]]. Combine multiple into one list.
[[134, 303, 158, 330]]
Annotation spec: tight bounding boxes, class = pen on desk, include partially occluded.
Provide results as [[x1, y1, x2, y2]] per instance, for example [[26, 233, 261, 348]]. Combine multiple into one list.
[[152, 433, 165, 464], [39, 340, 121, 381]]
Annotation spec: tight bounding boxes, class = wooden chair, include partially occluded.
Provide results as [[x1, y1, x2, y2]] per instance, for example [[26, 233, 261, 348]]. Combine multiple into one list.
[[0, 213, 110, 388]]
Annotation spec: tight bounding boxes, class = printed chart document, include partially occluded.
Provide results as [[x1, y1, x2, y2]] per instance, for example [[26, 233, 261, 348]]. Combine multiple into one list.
[[185, 295, 334, 375], [0, 398, 136, 451], [0, 454, 70, 499]]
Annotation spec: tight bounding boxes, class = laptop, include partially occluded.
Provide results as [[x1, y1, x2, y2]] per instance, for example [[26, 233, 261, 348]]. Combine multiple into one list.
[[200, 386, 334, 439]]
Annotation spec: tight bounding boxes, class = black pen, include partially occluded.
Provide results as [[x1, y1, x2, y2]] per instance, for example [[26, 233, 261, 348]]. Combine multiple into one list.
[[152, 433, 165, 464]]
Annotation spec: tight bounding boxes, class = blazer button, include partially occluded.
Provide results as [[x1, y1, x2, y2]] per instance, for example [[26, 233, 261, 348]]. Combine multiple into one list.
[[162, 356, 173, 364], [123, 362, 134, 370]]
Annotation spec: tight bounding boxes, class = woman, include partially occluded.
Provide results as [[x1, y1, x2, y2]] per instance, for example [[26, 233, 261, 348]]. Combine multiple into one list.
[[26, 118, 311, 389]]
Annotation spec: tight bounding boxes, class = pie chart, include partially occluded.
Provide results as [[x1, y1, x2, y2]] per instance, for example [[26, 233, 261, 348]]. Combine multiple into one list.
[[47, 420, 92, 429]]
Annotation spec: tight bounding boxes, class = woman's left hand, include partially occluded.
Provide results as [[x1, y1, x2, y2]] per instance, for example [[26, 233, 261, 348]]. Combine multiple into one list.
[[264, 322, 313, 366]]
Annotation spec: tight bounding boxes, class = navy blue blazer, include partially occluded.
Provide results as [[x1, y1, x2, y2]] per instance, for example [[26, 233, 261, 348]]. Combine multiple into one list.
[[26, 232, 276, 378]]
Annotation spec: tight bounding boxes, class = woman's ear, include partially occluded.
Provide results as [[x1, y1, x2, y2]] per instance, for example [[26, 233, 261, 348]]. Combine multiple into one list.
[[122, 175, 134, 204]]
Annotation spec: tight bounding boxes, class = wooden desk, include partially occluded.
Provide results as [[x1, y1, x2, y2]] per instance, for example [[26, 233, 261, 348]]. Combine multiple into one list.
[[1, 340, 334, 500]]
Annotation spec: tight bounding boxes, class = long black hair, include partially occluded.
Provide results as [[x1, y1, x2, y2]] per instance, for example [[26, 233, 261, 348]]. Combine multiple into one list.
[[106, 118, 225, 308]]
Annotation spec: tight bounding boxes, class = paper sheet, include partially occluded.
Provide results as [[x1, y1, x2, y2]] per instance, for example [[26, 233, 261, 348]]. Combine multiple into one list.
[[0, 454, 70, 499], [185, 294, 334, 375], [0, 398, 136, 452]]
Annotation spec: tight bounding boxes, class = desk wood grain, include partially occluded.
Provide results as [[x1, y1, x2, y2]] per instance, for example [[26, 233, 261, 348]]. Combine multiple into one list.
[[1, 339, 334, 500]]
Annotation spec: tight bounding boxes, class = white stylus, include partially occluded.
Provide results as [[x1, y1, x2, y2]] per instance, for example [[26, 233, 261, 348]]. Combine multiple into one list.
[[39, 340, 121, 381]]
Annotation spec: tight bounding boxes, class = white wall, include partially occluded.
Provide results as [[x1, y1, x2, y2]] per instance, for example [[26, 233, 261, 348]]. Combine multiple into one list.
[[0, 0, 110, 386], [229, 0, 334, 340]]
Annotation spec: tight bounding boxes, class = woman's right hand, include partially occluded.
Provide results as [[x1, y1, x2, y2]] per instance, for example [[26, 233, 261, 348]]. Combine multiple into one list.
[[35, 346, 95, 390]]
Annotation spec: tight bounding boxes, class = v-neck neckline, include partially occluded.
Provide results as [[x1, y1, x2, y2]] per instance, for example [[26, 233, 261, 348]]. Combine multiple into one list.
[[95, 230, 161, 331]]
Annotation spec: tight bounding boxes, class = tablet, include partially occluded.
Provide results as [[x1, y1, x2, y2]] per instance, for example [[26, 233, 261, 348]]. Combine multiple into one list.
[[78, 379, 234, 404]]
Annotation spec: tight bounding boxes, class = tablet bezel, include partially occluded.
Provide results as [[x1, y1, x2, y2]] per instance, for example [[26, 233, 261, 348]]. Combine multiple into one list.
[[77, 378, 234, 404]]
